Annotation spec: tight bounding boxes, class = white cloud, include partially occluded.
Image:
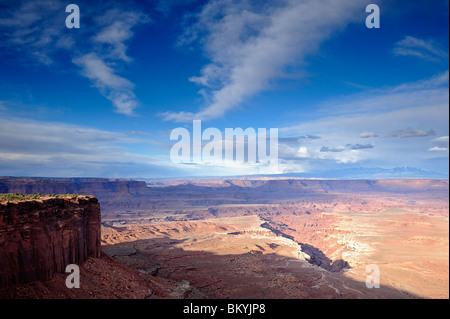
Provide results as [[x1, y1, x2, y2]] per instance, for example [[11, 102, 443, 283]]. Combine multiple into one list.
[[93, 9, 150, 62], [393, 36, 448, 62], [73, 53, 138, 115], [319, 149, 365, 164], [279, 71, 449, 171], [287, 71, 448, 135], [176, 160, 284, 176], [429, 136, 449, 152], [431, 136, 449, 148], [315, 71, 449, 117], [428, 147, 449, 152], [278, 144, 311, 160], [0, 117, 183, 178], [163, 0, 363, 122], [0, 1, 148, 116], [72, 8, 149, 116], [73, 53, 134, 89], [296, 147, 310, 159]]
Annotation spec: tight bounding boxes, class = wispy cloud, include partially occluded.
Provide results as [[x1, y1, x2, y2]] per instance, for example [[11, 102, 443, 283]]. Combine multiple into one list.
[[348, 144, 374, 150], [0, 116, 182, 177], [431, 136, 449, 147], [320, 146, 346, 153], [93, 9, 150, 62], [359, 131, 378, 138], [162, 0, 363, 122], [73, 53, 134, 89], [79, 8, 150, 115], [429, 136, 449, 152], [388, 128, 436, 138], [316, 70, 449, 116], [0, 0, 149, 115], [0, 0, 68, 65], [393, 36, 448, 62], [319, 144, 374, 153], [428, 146, 449, 152], [278, 135, 321, 144], [280, 71, 449, 172], [73, 53, 139, 116]]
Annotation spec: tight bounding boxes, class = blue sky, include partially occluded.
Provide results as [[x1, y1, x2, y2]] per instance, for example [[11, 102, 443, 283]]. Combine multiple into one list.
[[0, 0, 448, 178]]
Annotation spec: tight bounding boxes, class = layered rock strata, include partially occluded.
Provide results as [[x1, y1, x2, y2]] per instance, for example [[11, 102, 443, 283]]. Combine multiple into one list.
[[0, 196, 101, 289]]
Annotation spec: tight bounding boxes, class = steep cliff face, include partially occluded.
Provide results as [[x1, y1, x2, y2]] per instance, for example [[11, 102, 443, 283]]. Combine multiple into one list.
[[0, 177, 149, 213], [0, 196, 101, 289]]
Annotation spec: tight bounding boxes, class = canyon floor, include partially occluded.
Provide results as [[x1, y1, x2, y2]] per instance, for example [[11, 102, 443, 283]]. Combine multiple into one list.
[[100, 179, 449, 299]]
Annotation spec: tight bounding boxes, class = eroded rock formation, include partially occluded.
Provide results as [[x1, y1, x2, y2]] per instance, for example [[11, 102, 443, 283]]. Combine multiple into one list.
[[0, 196, 101, 289]]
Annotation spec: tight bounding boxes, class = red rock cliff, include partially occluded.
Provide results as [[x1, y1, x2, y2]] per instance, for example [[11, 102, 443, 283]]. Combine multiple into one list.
[[0, 196, 101, 289]]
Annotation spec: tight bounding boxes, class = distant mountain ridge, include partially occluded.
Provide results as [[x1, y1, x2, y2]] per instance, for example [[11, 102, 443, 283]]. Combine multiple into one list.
[[256, 166, 448, 180], [1, 176, 448, 214]]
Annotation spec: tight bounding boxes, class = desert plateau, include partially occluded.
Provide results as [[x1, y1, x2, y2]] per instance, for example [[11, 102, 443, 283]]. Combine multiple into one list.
[[1, 177, 448, 299]]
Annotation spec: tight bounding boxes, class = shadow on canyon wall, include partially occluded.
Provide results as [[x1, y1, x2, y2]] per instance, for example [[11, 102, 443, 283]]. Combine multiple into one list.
[[298, 242, 350, 272], [259, 221, 349, 272]]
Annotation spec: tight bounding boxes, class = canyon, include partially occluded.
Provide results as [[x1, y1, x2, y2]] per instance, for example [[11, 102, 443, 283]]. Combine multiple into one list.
[[0, 177, 448, 299]]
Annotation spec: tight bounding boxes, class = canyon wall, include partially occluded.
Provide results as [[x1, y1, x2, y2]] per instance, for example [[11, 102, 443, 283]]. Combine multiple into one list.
[[0, 196, 101, 289], [0, 177, 148, 212], [0, 177, 147, 198], [1, 176, 447, 216]]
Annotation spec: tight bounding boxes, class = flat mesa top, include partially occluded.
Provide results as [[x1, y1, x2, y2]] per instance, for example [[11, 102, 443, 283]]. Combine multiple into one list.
[[0, 193, 94, 204]]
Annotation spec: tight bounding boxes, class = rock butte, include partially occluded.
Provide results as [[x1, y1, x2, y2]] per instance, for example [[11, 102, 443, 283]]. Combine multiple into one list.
[[0, 196, 101, 289]]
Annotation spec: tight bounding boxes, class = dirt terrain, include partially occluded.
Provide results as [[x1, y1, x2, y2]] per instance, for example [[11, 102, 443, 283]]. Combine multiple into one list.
[[102, 215, 411, 298], [1, 177, 448, 299], [101, 180, 449, 299], [0, 253, 179, 299]]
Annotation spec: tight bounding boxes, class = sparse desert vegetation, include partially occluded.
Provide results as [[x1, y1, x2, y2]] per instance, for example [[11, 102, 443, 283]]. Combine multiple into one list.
[[0, 193, 93, 203]]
